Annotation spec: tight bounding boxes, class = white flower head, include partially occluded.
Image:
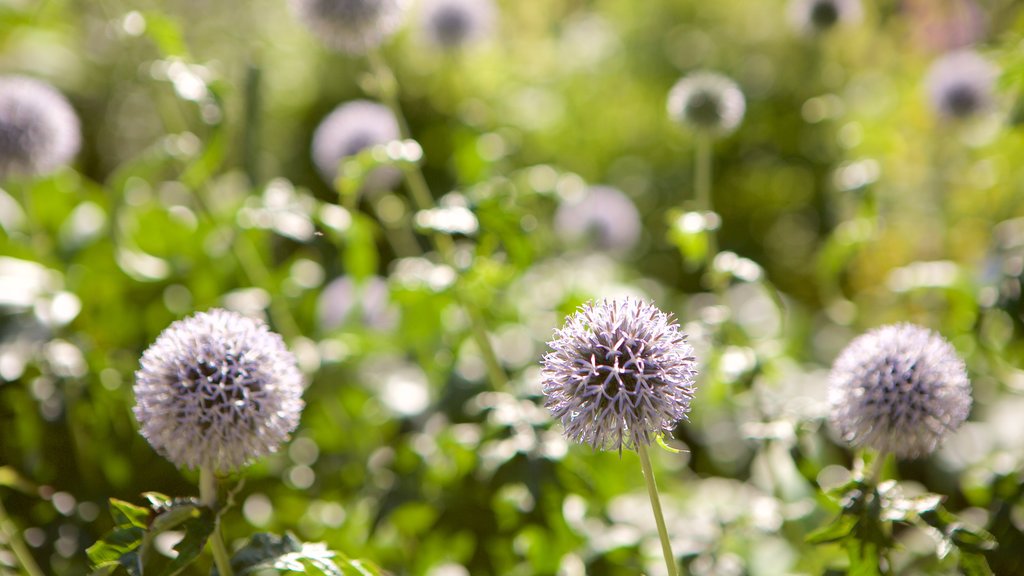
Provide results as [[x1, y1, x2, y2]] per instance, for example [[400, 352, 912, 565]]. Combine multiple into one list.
[[312, 100, 402, 192], [667, 72, 746, 137], [926, 50, 999, 119], [554, 185, 641, 255], [134, 309, 305, 473], [0, 76, 81, 178], [418, 0, 496, 49], [828, 323, 972, 459], [541, 298, 698, 452], [289, 0, 408, 54]]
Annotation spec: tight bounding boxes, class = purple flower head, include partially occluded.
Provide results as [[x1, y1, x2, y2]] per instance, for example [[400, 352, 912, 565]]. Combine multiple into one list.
[[0, 76, 80, 178], [419, 0, 496, 49], [317, 275, 397, 331], [289, 0, 407, 54], [788, 0, 862, 35], [554, 185, 641, 255], [926, 50, 998, 119], [828, 323, 972, 459], [312, 100, 402, 192], [134, 309, 305, 473], [667, 72, 746, 137], [541, 299, 698, 452]]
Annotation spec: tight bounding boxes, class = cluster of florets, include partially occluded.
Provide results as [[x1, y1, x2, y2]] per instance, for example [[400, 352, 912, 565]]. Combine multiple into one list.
[[0, 76, 81, 178], [926, 50, 998, 119], [667, 72, 746, 137], [288, 0, 407, 54], [312, 100, 402, 191], [541, 299, 698, 452], [788, 0, 862, 35], [554, 185, 642, 255], [418, 0, 496, 49], [134, 309, 305, 473]]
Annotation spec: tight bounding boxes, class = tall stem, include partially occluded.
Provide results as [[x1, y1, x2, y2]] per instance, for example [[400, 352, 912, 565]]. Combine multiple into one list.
[[637, 442, 679, 576], [695, 134, 718, 262], [366, 50, 508, 391], [200, 466, 234, 576], [0, 497, 45, 576]]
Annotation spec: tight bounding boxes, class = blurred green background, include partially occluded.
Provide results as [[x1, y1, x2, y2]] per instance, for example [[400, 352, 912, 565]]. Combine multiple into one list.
[[3, 0, 1024, 574]]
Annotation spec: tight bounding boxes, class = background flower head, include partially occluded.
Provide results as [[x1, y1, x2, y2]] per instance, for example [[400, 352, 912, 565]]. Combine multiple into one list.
[[134, 309, 305, 473], [541, 298, 698, 452], [554, 185, 641, 256], [289, 0, 407, 54], [926, 50, 998, 119], [312, 100, 402, 192], [317, 275, 398, 331], [787, 0, 862, 35], [0, 76, 81, 178], [667, 71, 746, 136], [418, 0, 497, 49], [828, 323, 972, 459]]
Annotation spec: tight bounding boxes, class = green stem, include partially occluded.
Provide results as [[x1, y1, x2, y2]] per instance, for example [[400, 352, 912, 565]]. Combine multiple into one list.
[[242, 62, 263, 188], [200, 466, 234, 576], [637, 442, 679, 576], [695, 134, 718, 262], [366, 49, 509, 391], [0, 497, 45, 576]]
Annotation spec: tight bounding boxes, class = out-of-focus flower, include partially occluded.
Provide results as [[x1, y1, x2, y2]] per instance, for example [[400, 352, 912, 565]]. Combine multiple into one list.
[[925, 50, 998, 119], [554, 185, 641, 255], [312, 100, 402, 192], [828, 323, 971, 459], [0, 76, 80, 178], [134, 309, 305, 473], [418, 0, 496, 49], [905, 0, 987, 54], [667, 72, 746, 137], [787, 0, 862, 35], [541, 299, 698, 452], [317, 275, 397, 331], [289, 0, 407, 54]]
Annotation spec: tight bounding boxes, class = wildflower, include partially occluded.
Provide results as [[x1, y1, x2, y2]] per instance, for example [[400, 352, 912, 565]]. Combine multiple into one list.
[[828, 323, 972, 459], [667, 72, 746, 136], [134, 309, 305, 473], [554, 185, 641, 255], [288, 0, 407, 54], [787, 0, 862, 35], [418, 0, 496, 49], [0, 76, 81, 178], [926, 50, 998, 119], [312, 100, 402, 192], [541, 299, 698, 452], [317, 275, 397, 331]]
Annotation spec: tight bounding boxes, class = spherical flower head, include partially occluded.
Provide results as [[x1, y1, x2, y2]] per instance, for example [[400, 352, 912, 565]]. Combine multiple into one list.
[[312, 100, 402, 192], [289, 0, 407, 54], [317, 275, 397, 331], [418, 0, 496, 49], [0, 76, 81, 178], [787, 0, 862, 35], [926, 50, 998, 119], [554, 185, 641, 256], [541, 299, 698, 452], [828, 323, 972, 459], [667, 72, 746, 137], [134, 309, 305, 473]]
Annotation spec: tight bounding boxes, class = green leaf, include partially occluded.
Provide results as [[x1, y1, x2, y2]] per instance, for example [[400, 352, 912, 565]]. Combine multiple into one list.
[[343, 214, 380, 281], [224, 533, 385, 576], [110, 499, 151, 529], [806, 514, 857, 544], [958, 552, 995, 576], [655, 433, 686, 454]]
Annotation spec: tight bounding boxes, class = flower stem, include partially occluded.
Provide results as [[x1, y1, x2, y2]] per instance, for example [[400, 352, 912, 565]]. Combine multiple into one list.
[[695, 134, 716, 257], [366, 49, 509, 392], [199, 466, 234, 576], [637, 442, 679, 576]]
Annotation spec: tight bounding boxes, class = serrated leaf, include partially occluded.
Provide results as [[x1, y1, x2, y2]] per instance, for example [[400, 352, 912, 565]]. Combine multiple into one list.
[[110, 499, 151, 529], [806, 514, 858, 544]]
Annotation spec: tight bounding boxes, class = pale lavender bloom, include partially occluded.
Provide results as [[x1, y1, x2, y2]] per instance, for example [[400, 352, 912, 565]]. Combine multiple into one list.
[[667, 72, 746, 136], [828, 323, 971, 459], [0, 76, 80, 178], [317, 275, 397, 331], [541, 299, 698, 452], [787, 0, 862, 35], [312, 100, 402, 191], [926, 50, 998, 119], [419, 0, 496, 49], [289, 0, 407, 54], [134, 309, 305, 473], [554, 185, 641, 255]]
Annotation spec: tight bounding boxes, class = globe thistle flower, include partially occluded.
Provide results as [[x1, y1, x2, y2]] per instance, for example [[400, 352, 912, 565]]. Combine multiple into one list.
[[926, 50, 998, 119], [418, 0, 496, 49], [554, 185, 641, 255], [541, 299, 698, 452], [289, 0, 407, 54], [787, 0, 862, 35], [0, 76, 81, 178], [312, 100, 402, 192], [828, 323, 972, 459], [667, 72, 746, 137], [134, 309, 305, 473], [317, 275, 397, 331]]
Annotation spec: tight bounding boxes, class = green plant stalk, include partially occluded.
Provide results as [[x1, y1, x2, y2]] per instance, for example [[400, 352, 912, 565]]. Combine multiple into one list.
[[0, 497, 45, 576], [366, 49, 509, 391], [243, 62, 263, 188], [637, 442, 679, 576], [200, 466, 234, 576], [695, 134, 716, 258]]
